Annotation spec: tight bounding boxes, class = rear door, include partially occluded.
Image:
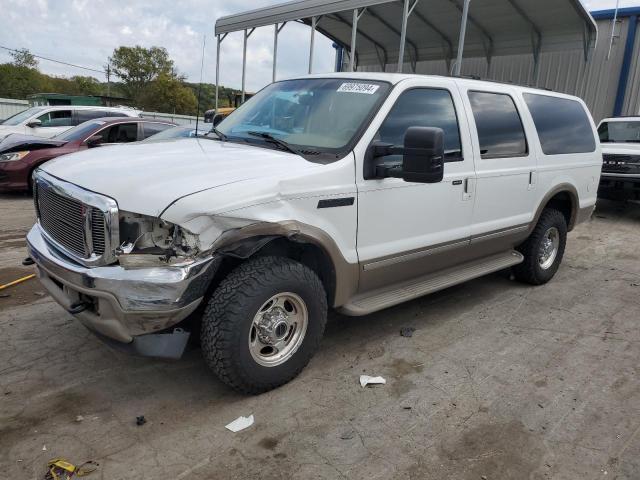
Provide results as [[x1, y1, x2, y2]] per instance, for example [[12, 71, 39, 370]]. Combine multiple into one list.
[[457, 81, 538, 251]]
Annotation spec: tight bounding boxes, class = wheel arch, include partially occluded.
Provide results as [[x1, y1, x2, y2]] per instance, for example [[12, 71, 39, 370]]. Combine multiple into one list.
[[531, 184, 579, 232], [209, 221, 359, 308]]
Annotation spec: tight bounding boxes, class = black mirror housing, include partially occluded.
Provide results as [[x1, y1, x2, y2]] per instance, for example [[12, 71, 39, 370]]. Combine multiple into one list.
[[402, 126, 445, 184]]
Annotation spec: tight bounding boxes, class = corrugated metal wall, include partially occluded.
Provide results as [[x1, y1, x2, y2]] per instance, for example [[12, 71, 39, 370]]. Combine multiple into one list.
[[360, 17, 640, 122], [0, 98, 29, 121], [623, 21, 640, 116]]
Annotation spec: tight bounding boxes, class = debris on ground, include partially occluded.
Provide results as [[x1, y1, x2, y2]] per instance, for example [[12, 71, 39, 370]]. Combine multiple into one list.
[[631, 283, 639, 287], [360, 375, 386, 388], [75, 415, 84, 423], [340, 429, 356, 440], [44, 458, 98, 479], [135, 416, 146, 426], [400, 327, 416, 338], [225, 414, 254, 432], [42, 445, 47, 451], [0, 293, 10, 298], [22, 257, 35, 266]]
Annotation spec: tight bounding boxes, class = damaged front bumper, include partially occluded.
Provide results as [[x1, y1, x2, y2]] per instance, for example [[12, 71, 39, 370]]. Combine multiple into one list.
[[27, 223, 220, 358]]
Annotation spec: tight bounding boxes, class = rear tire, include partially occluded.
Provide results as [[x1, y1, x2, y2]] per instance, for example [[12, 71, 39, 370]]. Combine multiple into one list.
[[513, 208, 567, 285], [200, 256, 327, 394]]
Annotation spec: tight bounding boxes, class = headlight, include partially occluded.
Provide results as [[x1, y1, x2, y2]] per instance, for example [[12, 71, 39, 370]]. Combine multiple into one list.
[[0, 151, 30, 162], [116, 212, 200, 268]]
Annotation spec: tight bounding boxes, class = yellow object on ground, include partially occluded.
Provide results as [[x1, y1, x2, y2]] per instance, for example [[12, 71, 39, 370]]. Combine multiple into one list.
[[0, 273, 36, 291], [45, 458, 98, 479]]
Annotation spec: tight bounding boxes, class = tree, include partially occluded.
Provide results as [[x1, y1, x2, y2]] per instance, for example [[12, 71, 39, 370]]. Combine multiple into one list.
[[108, 46, 175, 104], [10, 48, 38, 69], [140, 72, 197, 114]]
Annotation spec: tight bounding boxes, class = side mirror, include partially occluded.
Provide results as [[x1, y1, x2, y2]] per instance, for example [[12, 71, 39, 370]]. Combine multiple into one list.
[[367, 126, 445, 183], [212, 114, 225, 127], [402, 126, 445, 183], [86, 135, 103, 147], [26, 119, 42, 128]]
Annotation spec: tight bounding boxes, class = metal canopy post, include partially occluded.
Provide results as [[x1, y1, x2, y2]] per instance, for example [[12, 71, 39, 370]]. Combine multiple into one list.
[[242, 28, 255, 103], [273, 22, 287, 83], [454, 0, 471, 76], [215, 33, 228, 115], [309, 16, 322, 74], [350, 8, 366, 71], [398, 0, 410, 72]]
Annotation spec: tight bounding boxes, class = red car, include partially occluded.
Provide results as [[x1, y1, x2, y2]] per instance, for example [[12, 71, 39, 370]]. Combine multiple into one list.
[[0, 117, 175, 192]]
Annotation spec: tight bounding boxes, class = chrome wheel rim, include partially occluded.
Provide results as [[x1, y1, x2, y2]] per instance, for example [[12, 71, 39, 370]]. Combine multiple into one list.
[[538, 227, 560, 270], [249, 292, 308, 367]]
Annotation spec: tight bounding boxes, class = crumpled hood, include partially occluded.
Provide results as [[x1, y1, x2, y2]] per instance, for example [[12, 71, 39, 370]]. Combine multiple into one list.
[[40, 138, 320, 216], [0, 133, 66, 154]]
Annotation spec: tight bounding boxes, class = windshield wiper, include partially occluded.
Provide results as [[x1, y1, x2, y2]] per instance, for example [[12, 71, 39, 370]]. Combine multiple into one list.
[[247, 131, 301, 155], [211, 127, 228, 141]]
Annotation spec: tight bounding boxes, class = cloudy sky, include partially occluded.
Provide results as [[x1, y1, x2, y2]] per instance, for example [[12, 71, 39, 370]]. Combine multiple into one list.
[[0, 0, 637, 92]]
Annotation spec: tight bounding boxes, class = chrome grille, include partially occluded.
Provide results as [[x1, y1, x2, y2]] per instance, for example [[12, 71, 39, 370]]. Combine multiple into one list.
[[37, 184, 88, 257], [91, 207, 106, 255]]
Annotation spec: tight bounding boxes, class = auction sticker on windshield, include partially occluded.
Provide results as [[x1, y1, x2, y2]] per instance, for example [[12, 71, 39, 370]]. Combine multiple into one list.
[[337, 83, 380, 94]]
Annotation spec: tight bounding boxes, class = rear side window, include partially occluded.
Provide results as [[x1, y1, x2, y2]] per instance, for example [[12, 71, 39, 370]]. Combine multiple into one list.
[[76, 110, 107, 124], [142, 122, 173, 139], [468, 91, 528, 158], [524, 94, 596, 155]]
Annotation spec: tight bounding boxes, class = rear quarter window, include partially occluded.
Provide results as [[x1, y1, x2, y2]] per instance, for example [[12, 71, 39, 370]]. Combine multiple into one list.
[[523, 94, 596, 155]]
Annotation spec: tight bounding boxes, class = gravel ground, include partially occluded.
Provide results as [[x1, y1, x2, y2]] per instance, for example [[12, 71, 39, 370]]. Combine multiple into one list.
[[1, 193, 639, 480]]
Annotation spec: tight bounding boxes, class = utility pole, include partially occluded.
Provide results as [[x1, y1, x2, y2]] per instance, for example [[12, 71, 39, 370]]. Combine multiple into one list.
[[105, 64, 111, 102]]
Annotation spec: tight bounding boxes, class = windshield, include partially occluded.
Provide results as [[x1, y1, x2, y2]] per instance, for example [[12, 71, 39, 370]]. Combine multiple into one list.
[[599, 121, 640, 143], [55, 120, 106, 142], [1, 107, 47, 126], [216, 78, 390, 158]]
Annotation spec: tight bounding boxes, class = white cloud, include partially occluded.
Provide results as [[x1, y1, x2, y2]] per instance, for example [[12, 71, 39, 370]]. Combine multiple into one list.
[[0, 0, 336, 94]]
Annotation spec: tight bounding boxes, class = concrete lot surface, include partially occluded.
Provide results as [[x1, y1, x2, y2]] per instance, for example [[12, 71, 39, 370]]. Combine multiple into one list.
[[1, 194, 639, 480]]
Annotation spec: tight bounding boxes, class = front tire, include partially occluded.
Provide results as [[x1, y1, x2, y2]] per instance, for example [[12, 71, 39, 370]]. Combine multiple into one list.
[[513, 208, 567, 285], [200, 256, 328, 394]]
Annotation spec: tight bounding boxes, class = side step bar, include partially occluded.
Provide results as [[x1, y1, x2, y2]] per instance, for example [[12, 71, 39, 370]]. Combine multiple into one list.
[[339, 250, 523, 316]]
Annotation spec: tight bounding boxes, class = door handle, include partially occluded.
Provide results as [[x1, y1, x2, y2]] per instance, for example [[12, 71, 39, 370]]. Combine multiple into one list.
[[462, 177, 475, 201], [528, 171, 537, 190]]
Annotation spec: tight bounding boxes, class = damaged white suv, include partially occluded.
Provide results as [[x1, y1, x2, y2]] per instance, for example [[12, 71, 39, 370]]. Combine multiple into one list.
[[28, 73, 601, 393]]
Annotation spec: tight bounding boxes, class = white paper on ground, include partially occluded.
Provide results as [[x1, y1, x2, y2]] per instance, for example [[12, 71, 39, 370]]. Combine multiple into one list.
[[360, 375, 386, 388], [225, 415, 254, 432]]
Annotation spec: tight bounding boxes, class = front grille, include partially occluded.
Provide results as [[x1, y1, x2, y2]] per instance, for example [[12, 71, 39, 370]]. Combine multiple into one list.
[[91, 207, 106, 255], [37, 184, 88, 256], [36, 183, 108, 259], [602, 154, 640, 175]]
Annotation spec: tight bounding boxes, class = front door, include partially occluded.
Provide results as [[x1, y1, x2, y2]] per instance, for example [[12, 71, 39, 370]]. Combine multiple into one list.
[[355, 78, 477, 293], [31, 109, 75, 138]]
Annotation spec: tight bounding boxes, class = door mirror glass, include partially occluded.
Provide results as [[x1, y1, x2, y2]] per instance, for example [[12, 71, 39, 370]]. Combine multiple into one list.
[[26, 119, 42, 128], [402, 127, 445, 183], [86, 134, 103, 147]]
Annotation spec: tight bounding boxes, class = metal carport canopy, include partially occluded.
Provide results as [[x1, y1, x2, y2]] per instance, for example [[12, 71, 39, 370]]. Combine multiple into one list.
[[215, 0, 597, 69]]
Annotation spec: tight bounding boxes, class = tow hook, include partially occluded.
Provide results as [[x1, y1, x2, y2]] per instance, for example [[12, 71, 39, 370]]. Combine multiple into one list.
[[68, 302, 89, 314]]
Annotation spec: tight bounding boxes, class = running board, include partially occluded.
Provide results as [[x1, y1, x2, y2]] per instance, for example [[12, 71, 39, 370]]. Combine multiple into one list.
[[339, 250, 523, 316]]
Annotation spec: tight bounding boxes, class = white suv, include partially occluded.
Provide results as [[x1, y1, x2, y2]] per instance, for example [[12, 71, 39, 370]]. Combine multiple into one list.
[[27, 73, 602, 393], [0, 105, 141, 140]]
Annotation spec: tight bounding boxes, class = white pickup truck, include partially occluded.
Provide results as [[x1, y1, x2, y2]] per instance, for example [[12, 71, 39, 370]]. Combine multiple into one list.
[[597, 116, 640, 200], [27, 73, 602, 393]]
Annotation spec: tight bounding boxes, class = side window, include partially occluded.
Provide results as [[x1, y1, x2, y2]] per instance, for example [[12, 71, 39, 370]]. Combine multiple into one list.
[[376, 88, 463, 162], [100, 123, 138, 143], [37, 110, 73, 127], [142, 123, 173, 139], [76, 110, 107, 124], [524, 94, 596, 155], [468, 91, 527, 158]]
